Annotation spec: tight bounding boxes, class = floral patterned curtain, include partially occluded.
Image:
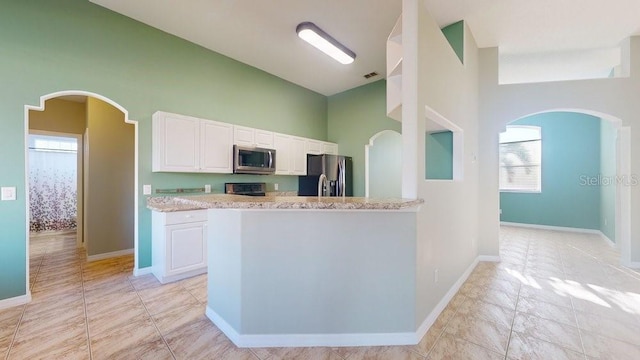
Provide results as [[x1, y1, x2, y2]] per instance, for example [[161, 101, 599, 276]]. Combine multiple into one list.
[[29, 135, 78, 232]]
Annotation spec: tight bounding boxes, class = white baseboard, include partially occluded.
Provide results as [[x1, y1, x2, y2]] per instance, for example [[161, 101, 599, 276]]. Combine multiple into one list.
[[500, 222, 602, 234], [86, 248, 134, 262], [501, 222, 619, 249], [205, 254, 491, 348], [206, 306, 416, 348], [414, 256, 481, 341], [154, 267, 207, 284], [598, 231, 617, 249], [0, 292, 31, 310], [133, 266, 153, 277]]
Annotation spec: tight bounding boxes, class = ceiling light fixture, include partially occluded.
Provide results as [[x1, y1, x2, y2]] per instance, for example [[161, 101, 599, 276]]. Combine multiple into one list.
[[296, 22, 356, 65]]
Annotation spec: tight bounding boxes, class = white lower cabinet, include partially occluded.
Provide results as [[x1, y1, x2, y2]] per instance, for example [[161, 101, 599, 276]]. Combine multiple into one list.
[[152, 210, 208, 284]]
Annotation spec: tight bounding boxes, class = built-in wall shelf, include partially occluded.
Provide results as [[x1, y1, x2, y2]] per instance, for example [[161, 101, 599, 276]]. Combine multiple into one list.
[[386, 15, 403, 122]]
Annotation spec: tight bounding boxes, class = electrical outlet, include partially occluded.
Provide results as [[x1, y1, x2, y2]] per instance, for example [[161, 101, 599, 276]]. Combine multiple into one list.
[[434, 268, 439, 283], [143, 185, 152, 195], [205, 184, 211, 193], [1, 187, 16, 201], [604, 219, 608, 226], [274, 183, 279, 191]]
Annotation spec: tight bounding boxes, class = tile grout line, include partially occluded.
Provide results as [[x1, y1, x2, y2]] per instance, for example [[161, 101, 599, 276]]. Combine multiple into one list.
[[421, 317, 453, 359], [424, 291, 485, 359], [5, 236, 51, 360], [80, 253, 94, 360], [502, 234, 530, 360], [128, 276, 178, 360], [4, 303, 27, 360], [558, 237, 588, 360], [5, 237, 51, 360]]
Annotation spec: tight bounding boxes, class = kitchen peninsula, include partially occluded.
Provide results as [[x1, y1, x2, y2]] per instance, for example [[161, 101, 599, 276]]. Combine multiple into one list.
[[148, 194, 424, 347]]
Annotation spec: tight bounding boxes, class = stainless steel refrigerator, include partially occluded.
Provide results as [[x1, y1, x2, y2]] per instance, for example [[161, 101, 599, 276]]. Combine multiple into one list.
[[298, 154, 353, 196]]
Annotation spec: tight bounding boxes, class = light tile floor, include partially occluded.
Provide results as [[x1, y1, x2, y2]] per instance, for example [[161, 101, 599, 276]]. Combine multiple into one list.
[[2, 227, 640, 359]]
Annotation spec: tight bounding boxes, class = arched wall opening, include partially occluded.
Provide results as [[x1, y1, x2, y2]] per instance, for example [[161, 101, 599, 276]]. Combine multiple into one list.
[[497, 108, 631, 266], [365, 130, 402, 198], [24, 90, 139, 295]]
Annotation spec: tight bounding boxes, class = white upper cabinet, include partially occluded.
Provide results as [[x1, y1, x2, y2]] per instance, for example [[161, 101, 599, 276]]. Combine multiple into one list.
[[153, 111, 337, 175], [153, 111, 232, 173], [323, 142, 339, 155], [273, 133, 292, 175], [273, 133, 307, 175], [254, 129, 274, 148], [200, 120, 233, 173], [290, 137, 307, 174], [306, 139, 323, 155], [307, 139, 338, 155], [234, 125, 274, 148], [153, 112, 200, 172]]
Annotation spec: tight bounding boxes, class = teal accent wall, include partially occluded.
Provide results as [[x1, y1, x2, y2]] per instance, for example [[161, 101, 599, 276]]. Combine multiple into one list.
[[0, 0, 327, 300], [500, 112, 601, 230], [600, 119, 617, 242], [327, 80, 401, 197], [425, 131, 454, 180], [441, 21, 464, 64]]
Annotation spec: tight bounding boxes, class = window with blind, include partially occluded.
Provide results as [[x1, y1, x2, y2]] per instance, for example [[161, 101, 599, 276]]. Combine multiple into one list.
[[499, 126, 541, 192]]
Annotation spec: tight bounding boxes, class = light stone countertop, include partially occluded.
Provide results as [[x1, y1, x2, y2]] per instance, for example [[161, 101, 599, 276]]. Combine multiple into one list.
[[147, 194, 424, 212]]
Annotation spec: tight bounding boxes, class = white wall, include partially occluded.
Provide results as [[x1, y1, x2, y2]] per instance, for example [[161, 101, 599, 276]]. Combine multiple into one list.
[[478, 37, 640, 265], [402, 0, 481, 326]]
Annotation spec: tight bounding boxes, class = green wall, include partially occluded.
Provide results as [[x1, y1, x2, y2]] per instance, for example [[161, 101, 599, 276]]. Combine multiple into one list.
[[425, 131, 454, 180], [500, 112, 601, 230], [0, 0, 327, 300], [441, 21, 464, 64], [327, 80, 401, 197]]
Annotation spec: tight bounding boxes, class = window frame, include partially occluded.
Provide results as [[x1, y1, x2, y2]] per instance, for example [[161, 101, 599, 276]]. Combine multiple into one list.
[[499, 125, 542, 193]]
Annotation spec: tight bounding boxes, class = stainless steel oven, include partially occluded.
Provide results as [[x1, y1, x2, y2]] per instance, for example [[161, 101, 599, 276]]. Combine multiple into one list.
[[233, 145, 276, 175]]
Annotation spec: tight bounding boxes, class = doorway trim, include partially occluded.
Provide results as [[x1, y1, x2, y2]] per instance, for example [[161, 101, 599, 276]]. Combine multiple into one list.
[[24, 90, 140, 296], [27, 130, 84, 248]]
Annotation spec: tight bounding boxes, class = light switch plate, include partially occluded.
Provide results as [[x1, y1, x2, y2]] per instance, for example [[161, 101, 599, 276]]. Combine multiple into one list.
[[143, 185, 152, 195], [204, 184, 211, 193], [1, 187, 16, 201]]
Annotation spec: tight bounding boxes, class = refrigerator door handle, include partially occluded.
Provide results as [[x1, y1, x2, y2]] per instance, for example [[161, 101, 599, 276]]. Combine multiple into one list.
[[338, 159, 345, 197]]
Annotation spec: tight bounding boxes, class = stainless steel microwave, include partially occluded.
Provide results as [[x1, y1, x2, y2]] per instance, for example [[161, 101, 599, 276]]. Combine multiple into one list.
[[233, 145, 276, 175]]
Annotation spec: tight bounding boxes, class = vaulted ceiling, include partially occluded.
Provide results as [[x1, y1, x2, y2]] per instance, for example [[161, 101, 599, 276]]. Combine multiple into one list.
[[91, 0, 640, 94]]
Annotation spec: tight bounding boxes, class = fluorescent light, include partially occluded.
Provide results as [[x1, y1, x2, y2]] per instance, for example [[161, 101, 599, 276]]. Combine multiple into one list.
[[296, 22, 356, 65]]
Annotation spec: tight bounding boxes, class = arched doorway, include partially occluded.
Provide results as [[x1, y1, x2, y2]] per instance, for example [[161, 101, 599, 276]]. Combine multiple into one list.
[[365, 130, 402, 198], [497, 109, 631, 266], [24, 91, 139, 293]]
